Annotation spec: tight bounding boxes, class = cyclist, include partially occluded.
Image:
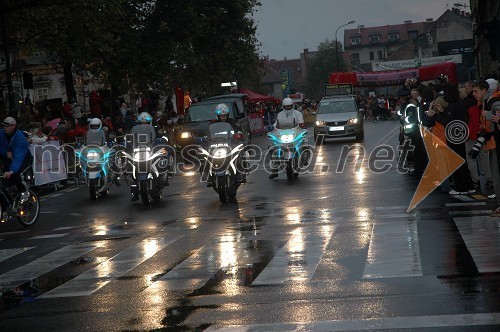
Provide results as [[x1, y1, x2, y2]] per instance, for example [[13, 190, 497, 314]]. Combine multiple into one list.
[[0, 117, 32, 193]]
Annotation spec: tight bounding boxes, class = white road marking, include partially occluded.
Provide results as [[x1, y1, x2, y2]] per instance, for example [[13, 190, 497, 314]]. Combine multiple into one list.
[[446, 202, 486, 207], [0, 243, 99, 292], [205, 312, 500, 331], [362, 219, 422, 279], [0, 247, 35, 263], [449, 210, 492, 217], [453, 216, 500, 273], [29, 233, 69, 240], [39, 237, 181, 298], [54, 226, 80, 231], [251, 226, 334, 285]]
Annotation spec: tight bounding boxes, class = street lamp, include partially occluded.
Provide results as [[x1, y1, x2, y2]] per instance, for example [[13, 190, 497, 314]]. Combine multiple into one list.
[[335, 20, 355, 72]]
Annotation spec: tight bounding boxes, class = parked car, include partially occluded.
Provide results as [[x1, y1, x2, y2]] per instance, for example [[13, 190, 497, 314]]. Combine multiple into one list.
[[176, 93, 250, 159], [313, 95, 364, 144]]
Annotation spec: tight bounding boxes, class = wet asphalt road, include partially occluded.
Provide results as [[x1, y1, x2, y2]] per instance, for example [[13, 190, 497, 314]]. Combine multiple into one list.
[[1, 120, 500, 331]]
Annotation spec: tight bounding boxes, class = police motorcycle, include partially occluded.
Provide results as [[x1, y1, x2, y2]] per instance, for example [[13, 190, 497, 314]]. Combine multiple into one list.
[[267, 119, 311, 180], [75, 118, 122, 200], [198, 122, 245, 203], [122, 113, 174, 205]]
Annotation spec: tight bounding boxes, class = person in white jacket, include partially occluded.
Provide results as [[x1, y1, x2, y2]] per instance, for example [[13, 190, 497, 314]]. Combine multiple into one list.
[[274, 97, 304, 129]]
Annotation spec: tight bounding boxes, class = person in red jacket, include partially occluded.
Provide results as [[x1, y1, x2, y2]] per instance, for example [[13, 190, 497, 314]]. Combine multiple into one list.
[[89, 90, 103, 117]]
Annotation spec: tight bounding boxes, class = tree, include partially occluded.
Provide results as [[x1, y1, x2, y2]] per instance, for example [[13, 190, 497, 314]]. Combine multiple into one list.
[[3, 0, 263, 100], [305, 39, 346, 100]]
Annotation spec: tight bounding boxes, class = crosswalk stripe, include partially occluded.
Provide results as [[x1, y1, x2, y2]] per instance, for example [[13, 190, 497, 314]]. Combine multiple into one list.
[[29, 233, 69, 240], [251, 226, 334, 285], [446, 202, 486, 207], [453, 216, 500, 273], [0, 243, 99, 293], [204, 312, 500, 331], [39, 237, 181, 298], [362, 219, 422, 279], [146, 242, 239, 292], [0, 247, 34, 263], [449, 210, 492, 217]]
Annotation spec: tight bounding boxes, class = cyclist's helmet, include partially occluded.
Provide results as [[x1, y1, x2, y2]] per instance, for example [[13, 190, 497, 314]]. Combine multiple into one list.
[[137, 112, 152, 124]]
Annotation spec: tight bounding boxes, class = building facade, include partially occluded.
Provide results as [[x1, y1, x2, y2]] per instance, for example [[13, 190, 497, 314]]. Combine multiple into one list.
[[343, 9, 474, 82], [470, 0, 500, 78]]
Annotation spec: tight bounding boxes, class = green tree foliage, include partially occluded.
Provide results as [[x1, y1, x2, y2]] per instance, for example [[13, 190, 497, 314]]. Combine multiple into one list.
[[305, 39, 345, 100], [2, 0, 262, 98]]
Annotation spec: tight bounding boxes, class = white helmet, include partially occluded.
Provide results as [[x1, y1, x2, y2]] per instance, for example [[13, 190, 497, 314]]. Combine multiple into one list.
[[137, 112, 152, 124], [215, 103, 230, 116], [88, 118, 102, 130], [282, 98, 294, 108]]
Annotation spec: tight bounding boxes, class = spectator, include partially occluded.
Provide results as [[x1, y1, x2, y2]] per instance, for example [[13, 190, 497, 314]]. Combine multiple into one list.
[[89, 90, 103, 117]]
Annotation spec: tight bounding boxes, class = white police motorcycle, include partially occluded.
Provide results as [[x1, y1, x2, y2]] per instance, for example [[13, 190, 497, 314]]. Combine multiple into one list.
[[76, 144, 117, 200], [267, 122, 311, 180], [198, 122, 245, 203]]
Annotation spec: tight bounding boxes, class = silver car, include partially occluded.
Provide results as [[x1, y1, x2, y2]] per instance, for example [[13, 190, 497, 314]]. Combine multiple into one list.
[[313, 96, 364, 144]]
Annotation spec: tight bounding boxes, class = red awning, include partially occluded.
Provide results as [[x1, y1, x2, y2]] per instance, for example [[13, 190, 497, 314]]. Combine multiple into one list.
[[239, 88, 275, 103]]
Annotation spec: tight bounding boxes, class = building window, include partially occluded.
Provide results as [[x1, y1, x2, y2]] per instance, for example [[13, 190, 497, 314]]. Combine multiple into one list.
[[350, 53, 360, 64], [369, 35, 380, 43], [408, 30, 418, 39], [351, 37, 361, 45], [369, 52, 374, 60], [377, 51, 383, 60], [36, 88, 48, 101], [388, 33, 399, 41]]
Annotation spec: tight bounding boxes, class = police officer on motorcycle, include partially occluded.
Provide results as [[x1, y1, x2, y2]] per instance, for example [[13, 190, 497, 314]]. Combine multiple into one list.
[[269, 98, 305, 179], [275, 97, 304, 129], [204, 104, 246, 186], [129, 112, 156, 201]]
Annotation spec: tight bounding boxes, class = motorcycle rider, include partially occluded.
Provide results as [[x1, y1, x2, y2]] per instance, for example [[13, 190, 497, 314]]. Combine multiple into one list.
[[129, 112, 157, 201], [86, 117, 106, 146], [269, 98, 305, 179], [84, 117, 121, 187], [274, 97, 304, 129], [204, 103, 246, 186]]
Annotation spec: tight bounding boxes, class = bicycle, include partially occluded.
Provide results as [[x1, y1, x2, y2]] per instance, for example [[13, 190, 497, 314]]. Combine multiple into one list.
[[0, 168, 40, 227]]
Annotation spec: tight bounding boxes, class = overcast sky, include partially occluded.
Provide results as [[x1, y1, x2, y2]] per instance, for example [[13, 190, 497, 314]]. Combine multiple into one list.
[[253, 0, 464, 60]]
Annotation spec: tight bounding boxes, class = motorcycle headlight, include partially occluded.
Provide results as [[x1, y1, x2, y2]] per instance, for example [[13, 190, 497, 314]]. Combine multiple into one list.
[[213, 147, 228, 158], [280, 134, 294, 143], [133, 147, 150, 160], [316, 120, 325, 126], [181, 132, 191, 139], [348, 118, 358, 125], [86, 151, 100, 159]]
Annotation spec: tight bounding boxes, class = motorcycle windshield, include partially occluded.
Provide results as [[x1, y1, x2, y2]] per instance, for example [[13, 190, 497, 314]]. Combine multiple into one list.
[[209, 122, 233, 142]]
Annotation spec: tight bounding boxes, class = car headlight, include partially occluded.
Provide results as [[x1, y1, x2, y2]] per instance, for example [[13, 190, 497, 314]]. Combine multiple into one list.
[[316, 120, 325, 126], [348, 118, 358, 125], [181, 132, 191, 139], [280, 134, 294, 143]]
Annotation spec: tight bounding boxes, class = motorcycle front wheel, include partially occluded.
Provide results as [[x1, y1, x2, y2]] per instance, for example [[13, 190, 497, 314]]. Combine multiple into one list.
[[140, 180, 150, 205], [89, 179, 97, 201], [17, 190, 40, 227], [217, 177, 228, 204]]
